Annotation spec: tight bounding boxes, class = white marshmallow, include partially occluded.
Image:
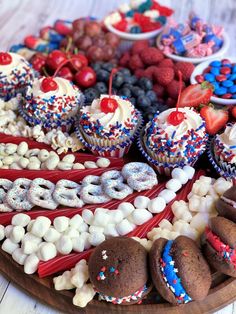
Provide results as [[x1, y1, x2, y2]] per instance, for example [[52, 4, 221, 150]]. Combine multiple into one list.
[[134, 196, 150, 209], [103, 224, 119, 237], [39, 242, 57, 261], [2, 238, 19, 254], [172, 220, 189, 233], [147, 227, 163, 240], [116, 219, 135, 236], [70, 214, 84, 228], [166, 178, 182, 192], [64, 227, 80, 239], [93, 212, 110, 227], [158, 189, 176, 204], [148, 197, 166, 213], [22, 232, 42, 245], [26, 219, 35, 232], [43, 227, 61, 243], [89, 226, 104, 234], [53, 270, 75, 290], [88, 232, 105, 246], [171, 168, 188, 184], [53, 216, 70, 233], [12, 248, 28, 265], [181, 224, 199, 241], [190, 212, 210, 233], [82, 209, 94, 225], [72, 236, 85, 253], [213, 177, 232, 195], [169, 231, 180, 240], [31, 216, 51, 237], [107, 210, 124, 224], [5, 225, 13, 238], [96, 158, 110, 168], [158, 219, 173, 231], [71, 259, 89, 288], [117, 202, 135, 217], [22, 239, 38, 255], [0, 225, 5, 241], [80, 232, 91, 250], [183, 166, 195, 179], [84, 161, 98, 169], [56, 235, 73, 255], [11, 213, 31, 227], [73, 284, 96, 308], [94, 207, 109, 214], [24, 253, 39, 274], [77, 222, 89, 233], [10, 226, 25, 243], [131, 209, 153, 225]]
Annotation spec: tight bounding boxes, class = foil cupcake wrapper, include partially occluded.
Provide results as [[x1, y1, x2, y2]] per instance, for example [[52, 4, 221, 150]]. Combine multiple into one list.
[[207, 138, 236, 182], [137, 130, 198, 176], [75, 111, 143, 158]]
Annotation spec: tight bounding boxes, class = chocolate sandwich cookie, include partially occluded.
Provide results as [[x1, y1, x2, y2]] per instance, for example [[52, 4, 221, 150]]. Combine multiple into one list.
[[216, 186, 236, 222], [149, 236, 211, 305], [202, 216, 236, 277], [88, 237, 150, 305]]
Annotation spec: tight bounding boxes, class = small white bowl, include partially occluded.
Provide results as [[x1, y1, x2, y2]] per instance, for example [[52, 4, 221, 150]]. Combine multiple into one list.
[[104, 19, 165, 41], [156, 32, 230, 64], [190, 57, 236, 106]]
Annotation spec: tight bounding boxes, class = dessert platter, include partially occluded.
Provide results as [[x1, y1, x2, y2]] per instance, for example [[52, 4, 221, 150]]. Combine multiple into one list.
[[0, 1, 235, 313]]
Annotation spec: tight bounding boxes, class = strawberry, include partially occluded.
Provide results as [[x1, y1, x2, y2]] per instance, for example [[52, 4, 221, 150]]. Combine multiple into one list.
[[174, 62, 195, 82], [140, 47, 164, 65], [232, 106, 236, 119], [153, 67, 174, 86], [200, 106, 229, 135], [158, 58, 174, 68], [178, 83, 213, 108], [167, 80, 185, 99]]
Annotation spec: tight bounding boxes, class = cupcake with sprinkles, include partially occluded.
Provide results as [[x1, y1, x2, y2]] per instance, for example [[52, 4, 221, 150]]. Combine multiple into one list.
[[0, 52, 34, 100], [76, 68, 142, 158], [209, 122, 236, 180], [149, 236, 211, 305], [88, 237, 151, 305], [138, 72, 207, 175], [19, 75, 84, 132]]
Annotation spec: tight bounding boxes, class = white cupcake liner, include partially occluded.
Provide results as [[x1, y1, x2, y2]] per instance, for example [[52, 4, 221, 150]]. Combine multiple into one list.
[[207, 138, 236, 183], [137, 129, 200, 176], [75, 111, 143, 158]]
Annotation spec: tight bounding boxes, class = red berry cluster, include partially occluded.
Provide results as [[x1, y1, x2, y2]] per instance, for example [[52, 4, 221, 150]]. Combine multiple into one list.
[[61, 19, 120, 62], [119, 40, 195, 107]]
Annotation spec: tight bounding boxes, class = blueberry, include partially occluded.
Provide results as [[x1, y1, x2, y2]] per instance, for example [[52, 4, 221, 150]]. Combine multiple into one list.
[[118, 87, 132, 98], [84, 88, 100, 103], [102, 62, 115, 72], [126, 10, 134, 17], [146, 90, 157, 103], [129, 97, 136, 106], [156, 16, 167, 25], [97, 69, 110, 82], [156, 102, 169, 113], [138, 77, 153, 91], [130, 26, 141, 33], [131, 86, 145, 97], [118, 68, 131, 76], [95, 82, 107, 94], [91, 62, 103, 72], [123, 83, 133, 90], [124, 75, 138, 85], [113, 74, 124, 88], [137, 95, 151, 108]]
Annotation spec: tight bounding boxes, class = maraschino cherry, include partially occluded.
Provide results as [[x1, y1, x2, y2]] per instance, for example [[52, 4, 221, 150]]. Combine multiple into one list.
[[100, 68, 119, 113], [167, 71, 185, 126], [41, 77, 58, 93], [0, 52, 12, 65]]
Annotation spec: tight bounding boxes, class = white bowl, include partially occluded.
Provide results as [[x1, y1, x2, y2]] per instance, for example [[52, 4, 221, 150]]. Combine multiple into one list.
[[104, 18, 165, 41], [156, 32, 230, 64], [190, 57, 236, 106]]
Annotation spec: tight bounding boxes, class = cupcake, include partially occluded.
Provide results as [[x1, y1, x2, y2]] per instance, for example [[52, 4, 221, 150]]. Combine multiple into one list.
[[0, 52, 34, 100], [77, 94, 141, 157], [210, 123, 236, 180], [19, 76, 84, 132], [138, 107, 208, 175]]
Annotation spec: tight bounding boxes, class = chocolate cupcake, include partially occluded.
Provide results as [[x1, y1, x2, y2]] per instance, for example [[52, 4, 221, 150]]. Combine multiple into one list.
[[216, 186, 236, 222], [202, 216, 236, 277], [149, 236, 211, 305], [88, 237, 150, 305]]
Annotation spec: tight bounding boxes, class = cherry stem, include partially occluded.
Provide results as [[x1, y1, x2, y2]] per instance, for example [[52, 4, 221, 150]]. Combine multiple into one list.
[[109, 68, 119, 99], [53, 57, 78, 78], [176, 70, 183, 113]]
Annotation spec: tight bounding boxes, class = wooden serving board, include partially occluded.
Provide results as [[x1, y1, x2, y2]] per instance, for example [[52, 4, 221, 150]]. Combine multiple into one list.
[[1, 247, 236, 314]]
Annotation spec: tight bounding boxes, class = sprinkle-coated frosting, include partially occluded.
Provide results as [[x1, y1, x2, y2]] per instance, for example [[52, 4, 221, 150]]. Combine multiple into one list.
[[160, 240, 192, 304], [0, 52, 34, 98], [205, 227, 236, 268], [214, 123, 236, 165], [144, 108, 207, 163], [80, 94, 139, 140]]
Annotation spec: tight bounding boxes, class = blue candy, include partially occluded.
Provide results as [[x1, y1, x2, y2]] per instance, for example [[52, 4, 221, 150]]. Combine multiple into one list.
[[210, 67, 220, 76], [156, 16, 167, 25], [222, 80, 234, 88], [232, 94, 236, 99], [229, 73, 236, 81], [229, 85, 236, 93], [210, 60, 221, 67], [232, 65, 236, 73], [126, 10, 134, 17], [204, 73, 215, 82], [211, 82, 220, 90], [215, 87, 227, 95]]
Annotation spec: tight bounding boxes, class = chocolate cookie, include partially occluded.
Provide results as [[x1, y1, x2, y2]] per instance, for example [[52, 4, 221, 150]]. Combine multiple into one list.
[[216, 186, 236, 222], [88, 237, 149, 305], [202, 216, 236, 277], [149, 236, 211, 305]]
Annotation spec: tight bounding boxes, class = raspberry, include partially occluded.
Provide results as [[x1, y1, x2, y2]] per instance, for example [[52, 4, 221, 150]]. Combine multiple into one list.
[[166, 97, 176, 108], [129, 54, 144, 70], [134, 69, 145, 78], [153, 84, 165, 98], [153, 67, 174, 86], [119, 52, 130, 67], [158, 58, 174, 68], [140, 47, 164, 65], [131, 40, 150, 55], [174, 62, 195, 82], [167, 80, 185, 99]]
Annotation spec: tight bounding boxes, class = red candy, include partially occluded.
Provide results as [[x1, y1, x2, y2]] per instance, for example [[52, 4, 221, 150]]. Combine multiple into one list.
[[203, 66, 211, 74], [195, 74, 204, 83], [113, 19, 128, 32], [222, 93, 232, 99], [220, 67, 231, 75], [0, 52, 12, 65], [40, 77, 58, 93], [221, 59, 231, 64], [216, 75, 227, 82]]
